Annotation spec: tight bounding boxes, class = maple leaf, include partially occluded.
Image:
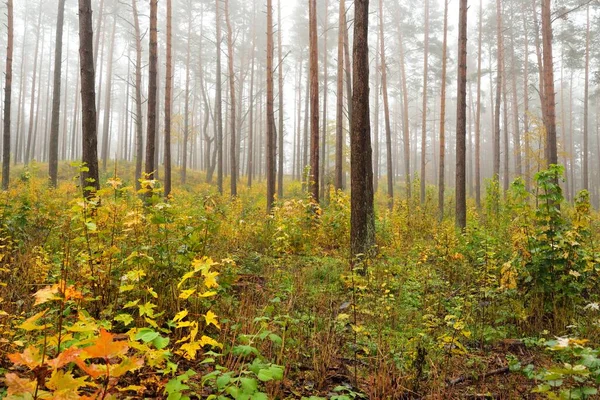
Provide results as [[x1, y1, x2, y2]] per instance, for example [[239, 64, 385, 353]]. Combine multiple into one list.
[[81, 329, 128, 359], [199, 335, 223, 349], [46, 370, 89, 398], [202, 270, 219, 289], [109, 356, 144, 378], [17, 310, 52, 331], [178, 341, 201, 360], [204, 310, 220, 329], [47, 347, 82, 369], [33, 285, 60, 306], [4, 373, 37, 396], [8, 346, 44, 369]]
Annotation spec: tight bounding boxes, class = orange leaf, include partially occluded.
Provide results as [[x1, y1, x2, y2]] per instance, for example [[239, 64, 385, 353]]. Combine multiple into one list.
[[4, 372, 37, 396], [8, 346, 43, 369], [81, 329, 128, 359], [47, 347, 82, 369]]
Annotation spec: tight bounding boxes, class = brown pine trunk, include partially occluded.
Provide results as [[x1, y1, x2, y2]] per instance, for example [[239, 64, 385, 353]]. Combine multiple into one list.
[[582, 5, 590, 190], [420, 0, 429, 204], [49, 0, 66, 187], [309, 0, 320, 202], [398, 28, 411, 198], [523, 11, 530, 191], [247, 12, 256, 187], [266, 0, 276, 210], [181, 12, 192, 185], [145, 0, 158, 184], [455, 0, 467, 229], [335, 0, 345, 190], [132, 0, 143, 190], [350, 0, 375, 263], [475, 0, 482, 206], [378, 0, 393, 208], [225, 0, 237, 197], [509, 26, 522, 178], [2, 0, 13, 190], [541, 0, 557, 167], [277, 0, 284, 198], [79, 0, 100, 197], [101, 11, 117, 171], [164, 0, 173, 196], [493, 0, 502, 183], [438, 0, 448, 219], [215, 0, 224, 194]]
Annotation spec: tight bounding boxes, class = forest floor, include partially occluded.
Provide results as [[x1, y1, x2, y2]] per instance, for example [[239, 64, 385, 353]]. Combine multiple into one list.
[[1, 162, 600, 399]]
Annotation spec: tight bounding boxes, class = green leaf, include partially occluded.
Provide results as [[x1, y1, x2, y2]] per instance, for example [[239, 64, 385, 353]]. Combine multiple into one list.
[[114, 313, 134, 326], [135, 328, 160, 343], [152, 335, 170, 349], [240, 377, 258, 393]]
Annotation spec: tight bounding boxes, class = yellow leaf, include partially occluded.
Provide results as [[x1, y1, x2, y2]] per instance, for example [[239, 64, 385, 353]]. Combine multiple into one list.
[[177, 270, 196, 288], [202, 271, 219, 289], [18, 310, 52, 331], [5, 372, 37, 396], [199, 335, 223, 349], [173, 310, 188, 323], [119, 284, 135, 293], [8, 346, 44, 369], [178, 341, 201, 360], [146, 287, 158, 298], [204, 310, 220, 329], [198, 291, 217, 298], [33, 285, 60, 306], [46, 370, 88, 394], [179, 288, 196, 299]]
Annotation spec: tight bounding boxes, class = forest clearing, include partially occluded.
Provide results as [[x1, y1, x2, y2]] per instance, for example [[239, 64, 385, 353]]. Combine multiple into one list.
[[1, 0, 600, 398]]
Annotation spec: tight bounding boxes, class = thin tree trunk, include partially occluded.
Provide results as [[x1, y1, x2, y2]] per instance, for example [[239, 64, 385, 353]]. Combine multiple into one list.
[[541, 0, 557, 167], [79, 0, 100, 197], [378, 0, 393, 208], [101, 11, 117, 171], [582, 4, 590, 190], [455, 0, 467, 229], [309, 0, 320, 202], [438, 0, 448, 219], [277, 0, 284, 198], [2, 0, 13, 190], [475, 0, 482, 206], [49, 0, 66, 187], [523, 11, 530, 191], [420, 0, 429, 204], [215, 0, 224, 194], [398, 29, 411, 198], [181, 12, 191, 184], [25, 4, 43, 165], [247, 12, 256, 187], [225, 0, 237, 197], [132, 0, 143, 190], [350, 0, 375, 263], [266, 0, 276, 210], [494, 0, 502, 183], [164, 0, 173, 196], [145, 0, 158, 185], [335, 0, 345, 190]]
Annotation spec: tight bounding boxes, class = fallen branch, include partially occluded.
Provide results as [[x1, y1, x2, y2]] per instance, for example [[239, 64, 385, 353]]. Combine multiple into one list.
[[448, 358, 533, 386]]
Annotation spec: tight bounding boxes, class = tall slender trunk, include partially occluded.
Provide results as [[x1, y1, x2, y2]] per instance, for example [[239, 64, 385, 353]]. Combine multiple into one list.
[[277, 0, 285, 198], [582, 5, 590, 190], [456, 0, 468, 229], [475, 0, 482, 206], [510, 25, 522, 178], [523, 11, 530, 191], [350, 0, 374, 263], [132, 0, 143, 190], [335, 0, 345, 190], [438, 0, 448, 219], [164, 0, 173, 196], [319, 0, 328, 199], [49, 0, 66, 187], [25, 4, 43, 165], [2, 0, 13, 190], [145, 0, 158, 184], [101, 11, 117, 171], [420, 0, 429, 204], [494, 0, 502, 183], [398, 29, 411, 198], [378, 0, 393, 208], [247, 11, 256, 187], [266, 0, 276, 210], [309, 0, 320, 202], [79, 0, 100, 197], [215, 0, 224, 193], [225, 0, 237, 197], [181, 12, 191, 184], [541, 0, 557, 167]]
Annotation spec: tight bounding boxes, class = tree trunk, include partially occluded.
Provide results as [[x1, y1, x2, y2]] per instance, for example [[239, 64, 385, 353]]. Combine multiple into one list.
[[181, 12, 191, 185], [420, 0, 429, 204], [277, 0, 284, 198], [49, 0, 66, 187], [132, 0, 143, 191], [2, 0, 13, 190], [164, 0, 173, 196], [78, 0, 100, 197], [398, 28, 411, 198], [475, 0, 482, 206], [247, 12, 256, 187], [582, 5, 590, 190], [101, 11, 117, 171], [523, 11, 530, 191], [378, 0, 393, 208], [335, 0, 345, 190], [493, 0, 502, 184], [455, 0, 467, 229], [266, 0, 276, 210], [541, 0, 557, 167], [350, 0, 375, 263], [225, 0, 237, 197], [145, 0, 158, 185], [438, 0, 448, 219], [215, 0, 224, 194], [25, 4, 43, 165], [309, 0, 320, 202]]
